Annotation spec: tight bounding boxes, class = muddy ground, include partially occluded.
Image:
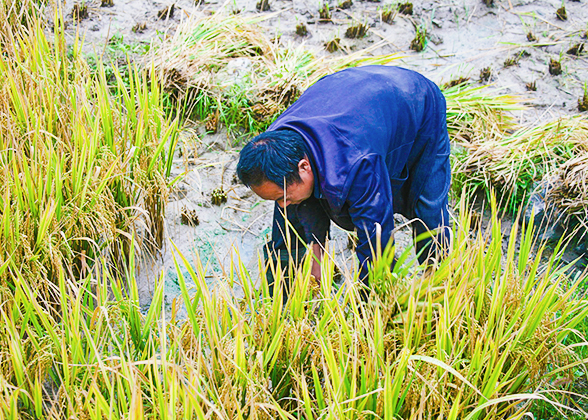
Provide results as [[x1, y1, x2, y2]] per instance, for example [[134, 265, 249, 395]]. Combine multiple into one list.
[[55, 0, 588, 306]]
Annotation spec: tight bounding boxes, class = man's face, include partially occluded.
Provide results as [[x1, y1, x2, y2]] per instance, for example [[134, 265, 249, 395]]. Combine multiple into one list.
[[250, 158, 314, 208]]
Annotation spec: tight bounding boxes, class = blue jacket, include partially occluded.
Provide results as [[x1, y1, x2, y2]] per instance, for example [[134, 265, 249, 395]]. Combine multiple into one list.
[[268, 65, 450, 275]]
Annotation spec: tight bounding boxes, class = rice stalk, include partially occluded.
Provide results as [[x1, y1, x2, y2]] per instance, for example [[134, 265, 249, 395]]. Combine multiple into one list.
[[0, 0, 43, 39]]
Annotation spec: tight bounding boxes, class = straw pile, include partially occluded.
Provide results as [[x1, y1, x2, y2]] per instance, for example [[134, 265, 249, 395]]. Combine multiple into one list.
[[151, 13, 398, 136]]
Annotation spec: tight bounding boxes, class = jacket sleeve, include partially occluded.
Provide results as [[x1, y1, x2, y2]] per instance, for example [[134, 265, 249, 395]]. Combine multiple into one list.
[[345, 154, 395, 281]]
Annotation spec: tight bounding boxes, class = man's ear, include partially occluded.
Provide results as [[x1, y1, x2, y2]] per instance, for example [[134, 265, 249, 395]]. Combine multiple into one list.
[[298, 157, 312, 174]]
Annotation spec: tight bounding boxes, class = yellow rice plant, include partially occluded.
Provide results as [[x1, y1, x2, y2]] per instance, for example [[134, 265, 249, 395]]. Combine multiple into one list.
[[151, 13, 400, 137], [0, 16, 179, 306], [1, 197, 586, 418], [0, 0, 42, 39]]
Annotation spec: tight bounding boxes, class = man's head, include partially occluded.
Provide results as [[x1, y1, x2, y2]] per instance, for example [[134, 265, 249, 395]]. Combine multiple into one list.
[[237, 130, 314, 208]]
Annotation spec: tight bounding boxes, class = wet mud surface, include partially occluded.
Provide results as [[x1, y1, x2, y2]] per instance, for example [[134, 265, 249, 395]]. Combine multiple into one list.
[[55, 0, 588, 305]]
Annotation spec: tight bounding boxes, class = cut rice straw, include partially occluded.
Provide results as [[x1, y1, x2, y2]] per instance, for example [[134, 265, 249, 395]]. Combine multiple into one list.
[[548, 152, 588, 228], [442, 83, 525, 143], [453, 113, 588, 211]]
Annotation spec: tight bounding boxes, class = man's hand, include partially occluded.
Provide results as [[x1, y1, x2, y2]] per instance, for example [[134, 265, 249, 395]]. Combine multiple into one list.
[[311, 243, 323, 283]]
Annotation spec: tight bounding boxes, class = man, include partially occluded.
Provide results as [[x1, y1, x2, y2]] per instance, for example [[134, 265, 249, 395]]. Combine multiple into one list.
[[237, 65, 451, 292]]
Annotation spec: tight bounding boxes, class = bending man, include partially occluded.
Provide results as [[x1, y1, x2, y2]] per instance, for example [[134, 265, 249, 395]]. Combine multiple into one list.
[[237, 65, 451, 292]]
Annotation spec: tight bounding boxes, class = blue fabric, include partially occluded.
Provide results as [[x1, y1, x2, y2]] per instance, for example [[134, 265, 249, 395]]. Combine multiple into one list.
[[267, 65, 451, 281]]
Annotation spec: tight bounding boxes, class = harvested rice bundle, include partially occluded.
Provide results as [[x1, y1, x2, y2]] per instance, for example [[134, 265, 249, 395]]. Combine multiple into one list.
[[547, 153, 588, 224], [453, 115, 588, 210], [151, 13, 398, 137], [443, 83, 524, 143]]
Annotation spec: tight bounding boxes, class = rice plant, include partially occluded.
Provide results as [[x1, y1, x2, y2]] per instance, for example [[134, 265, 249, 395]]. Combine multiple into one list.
[[2, 8, 587, 420], [0, 0, 43, 38], [151, 13, 399, 140], [0, 15, 179, 305], [1, 196, 586, 418]]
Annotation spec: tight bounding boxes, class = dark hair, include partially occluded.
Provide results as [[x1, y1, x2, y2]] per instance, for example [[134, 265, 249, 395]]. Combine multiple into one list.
[[237, 129, 306, 187]]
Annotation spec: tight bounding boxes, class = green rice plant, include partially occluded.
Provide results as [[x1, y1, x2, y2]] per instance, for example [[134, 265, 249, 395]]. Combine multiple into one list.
[[1, 196, 586, 418], [151, 13, 399, 141], [0, 16, 179, 305]]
